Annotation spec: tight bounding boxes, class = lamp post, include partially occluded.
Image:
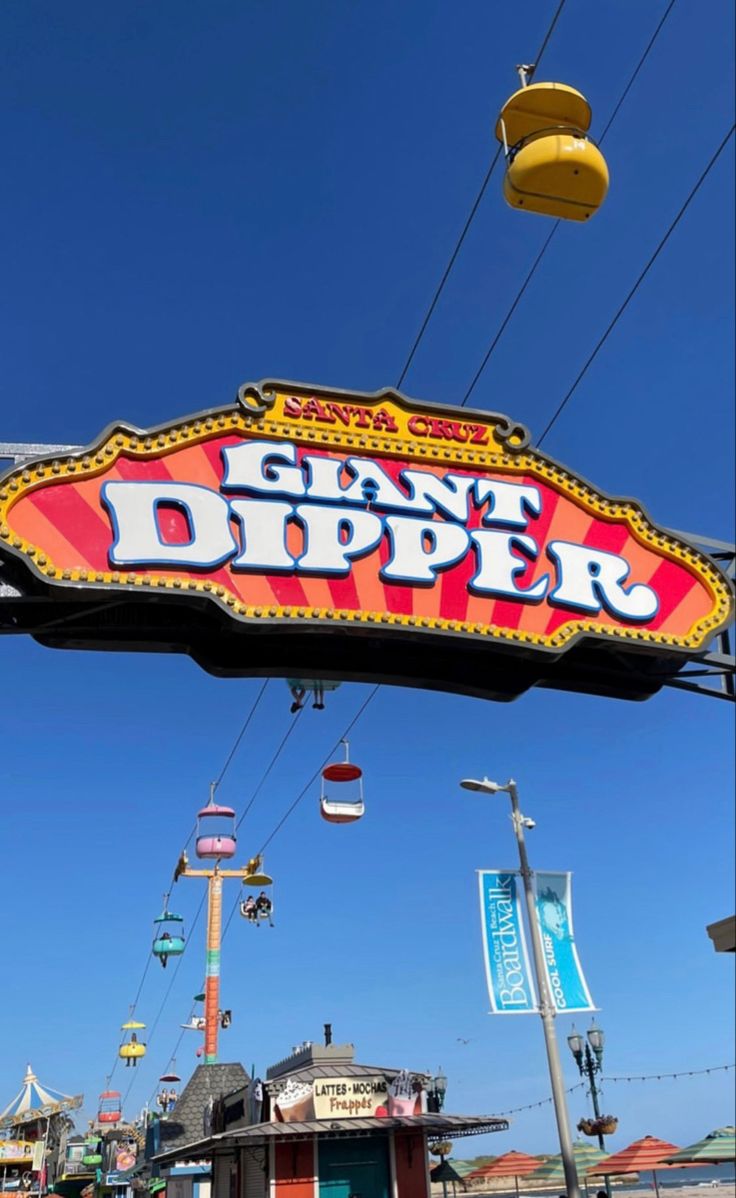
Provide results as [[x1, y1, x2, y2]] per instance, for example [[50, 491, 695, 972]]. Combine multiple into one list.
[[427, 1070, 448, 1112], [428, 1074, 450, 1198], [568, 1024, 612, 1198], [460, 776, 581, 1198]]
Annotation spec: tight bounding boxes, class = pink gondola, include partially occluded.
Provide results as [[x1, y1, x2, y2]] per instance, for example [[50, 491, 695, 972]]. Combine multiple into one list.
[[196, 789, 237, 859]]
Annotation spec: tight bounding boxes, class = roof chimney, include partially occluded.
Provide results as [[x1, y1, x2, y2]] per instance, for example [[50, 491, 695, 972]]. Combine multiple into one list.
[[324, 1023, 332, 1047]]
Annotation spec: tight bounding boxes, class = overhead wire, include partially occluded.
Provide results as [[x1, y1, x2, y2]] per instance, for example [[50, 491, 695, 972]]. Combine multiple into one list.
[[459, 0, 678, 409], [121, 890, 207, 1109], [213, 679, 270, 794], [144, 703, 313, 1090], [394, 0, 567, 390], [220, 684, 380, 941], [129, 5, 729, 1099], [103, 680, 271, 1092], [235, 705, 305, 831], [537, 120, 735, 446]]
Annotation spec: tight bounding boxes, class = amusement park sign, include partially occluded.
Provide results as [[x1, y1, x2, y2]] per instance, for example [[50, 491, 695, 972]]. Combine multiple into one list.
[[0, 380, 732, 701]]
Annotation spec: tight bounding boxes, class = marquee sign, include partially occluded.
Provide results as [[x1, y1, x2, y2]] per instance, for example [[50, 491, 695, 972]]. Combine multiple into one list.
[[0, 380, 732, 701]]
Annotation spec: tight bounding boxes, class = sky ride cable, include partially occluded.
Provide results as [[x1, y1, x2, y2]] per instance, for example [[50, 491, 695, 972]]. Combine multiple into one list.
[[119, 679, 286, 1106], [394, 0, 567, 390], [139, 705, 310, 1100], [166, 678, 273, 877], [120, 890, 207, 1110], [217, 684, 381, 943], [213, 679, 271, 795], [235, 703, 305, 831], [458, 0, 679, 410], [256, 684, 379, 855], [101, 681, 270, 1094], [537, 120, 736, 446]]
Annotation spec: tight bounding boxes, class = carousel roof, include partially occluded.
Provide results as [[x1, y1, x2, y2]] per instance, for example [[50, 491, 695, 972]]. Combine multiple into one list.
[[0, 1065, 79, 1123]]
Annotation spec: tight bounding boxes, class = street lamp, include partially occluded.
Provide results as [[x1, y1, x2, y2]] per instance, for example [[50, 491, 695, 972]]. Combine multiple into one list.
[[460, 776, 581, 1198], [567, 1023, 612, 1198], [427, 1069, 448, 1112]]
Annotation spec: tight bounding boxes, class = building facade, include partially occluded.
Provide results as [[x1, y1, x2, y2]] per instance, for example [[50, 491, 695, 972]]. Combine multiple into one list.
[[154, 1035, 507, 1198]]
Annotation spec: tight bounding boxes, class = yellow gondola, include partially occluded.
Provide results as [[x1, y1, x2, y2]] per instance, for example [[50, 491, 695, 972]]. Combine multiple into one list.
[[496, 75, 609, 221], [119, 1020, 146, 1066], [241, 856, 274, 926]]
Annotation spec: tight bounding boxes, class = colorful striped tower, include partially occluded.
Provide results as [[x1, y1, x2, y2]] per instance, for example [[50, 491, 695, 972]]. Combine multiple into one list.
[[204, 872, 223, 1064], [175, 852, 252, 1066]]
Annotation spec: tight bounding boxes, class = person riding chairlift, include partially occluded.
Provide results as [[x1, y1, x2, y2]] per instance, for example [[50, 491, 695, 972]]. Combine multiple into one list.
[[289, 682, 325, 713], [159, 930, 172, 969], [242, 895, 257, 922], [126, 1032, 138, 1067], [255, 891, 273, 926]]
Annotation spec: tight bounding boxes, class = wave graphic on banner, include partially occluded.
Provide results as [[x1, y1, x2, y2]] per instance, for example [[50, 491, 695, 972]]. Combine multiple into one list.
[[478, 870, 538, 1014], [534, 871, 595, 1013]]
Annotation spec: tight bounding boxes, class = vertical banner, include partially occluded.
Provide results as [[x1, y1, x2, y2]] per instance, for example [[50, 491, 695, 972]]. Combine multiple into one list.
[[534, 871, 595, 1013], [478, 870, 538, 1014]]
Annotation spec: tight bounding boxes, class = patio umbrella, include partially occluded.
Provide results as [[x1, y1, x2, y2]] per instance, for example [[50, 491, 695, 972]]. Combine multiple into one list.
[[528, 1142, 609, 1195], [664, 1127, 736, 1165], [468, 1151, 541, 1197], [587, 1135, 699, 1198]]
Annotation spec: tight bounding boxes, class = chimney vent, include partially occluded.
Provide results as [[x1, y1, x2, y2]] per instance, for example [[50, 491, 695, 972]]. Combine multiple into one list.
[[324, 1023, 332, 1047]]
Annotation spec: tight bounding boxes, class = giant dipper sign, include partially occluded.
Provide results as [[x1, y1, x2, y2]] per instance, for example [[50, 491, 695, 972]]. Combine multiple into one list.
[[0, 380, 732, 701]]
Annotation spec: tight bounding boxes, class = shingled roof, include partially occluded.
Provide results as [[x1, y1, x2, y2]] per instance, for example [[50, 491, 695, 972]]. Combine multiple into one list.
[[157, 1063, 249, 1156]]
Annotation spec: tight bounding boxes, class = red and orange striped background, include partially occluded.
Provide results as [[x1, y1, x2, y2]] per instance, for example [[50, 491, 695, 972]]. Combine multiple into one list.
[[6, 435, 719, 645]]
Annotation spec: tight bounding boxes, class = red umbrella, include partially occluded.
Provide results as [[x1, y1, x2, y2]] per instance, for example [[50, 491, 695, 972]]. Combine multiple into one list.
[[468, 1151, 541, 1197], [586, 1135, 699, 1198]]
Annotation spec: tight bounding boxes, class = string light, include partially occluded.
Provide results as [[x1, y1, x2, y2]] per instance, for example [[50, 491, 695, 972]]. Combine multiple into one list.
[[489, 1064, 733, 1118], [495, 1083, 585, 1117], [602, 1064, 733, 1083]]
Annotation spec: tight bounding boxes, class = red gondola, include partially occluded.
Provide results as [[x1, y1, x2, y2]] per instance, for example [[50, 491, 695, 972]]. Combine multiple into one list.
[[320, 740, 365, 824], [97, 1091, 122, 1125]]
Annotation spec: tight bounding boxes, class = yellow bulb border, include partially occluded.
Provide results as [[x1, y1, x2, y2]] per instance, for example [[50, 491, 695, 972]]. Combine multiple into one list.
[[0, 388, 732, 657]]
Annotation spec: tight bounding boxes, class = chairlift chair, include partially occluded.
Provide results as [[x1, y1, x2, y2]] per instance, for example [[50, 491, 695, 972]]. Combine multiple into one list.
[[119, 1020, 146, 1065], [195, 788, 237, 860], [82, 1137, 102, 1168], [241, 856, 274, 926], [97, 1092, 122, 1125], [320, 740, 365, 824], [151, 911, 185, 967], [495, 78, 609, 221], [286, 678, 341, 713]]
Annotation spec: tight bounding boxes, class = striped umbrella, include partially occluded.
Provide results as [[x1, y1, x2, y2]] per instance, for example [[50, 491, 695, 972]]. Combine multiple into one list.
[[587, 1135, 700, 1198], [467, 1151, 541, 1197], [527, 1142, 609, 1193], [664, 1127, 736, 1165], [451, 1162, 482, 1179], [0, 1066, 73, 1123]]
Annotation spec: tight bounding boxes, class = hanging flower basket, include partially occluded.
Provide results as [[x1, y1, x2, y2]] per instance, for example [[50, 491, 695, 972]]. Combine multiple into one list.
[[578, 1116, 618, 1137]]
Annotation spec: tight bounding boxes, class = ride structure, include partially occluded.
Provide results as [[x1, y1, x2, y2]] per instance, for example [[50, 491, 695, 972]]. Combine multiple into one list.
[[173, 815, 271, 1064], [496, 67, 609, 221], [0, 1066, 84, 1198]]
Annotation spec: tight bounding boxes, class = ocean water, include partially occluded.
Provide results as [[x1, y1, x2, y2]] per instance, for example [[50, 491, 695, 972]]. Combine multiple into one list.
[[472, 1165, 736, 1198], [629, 1165, 736, 1190]]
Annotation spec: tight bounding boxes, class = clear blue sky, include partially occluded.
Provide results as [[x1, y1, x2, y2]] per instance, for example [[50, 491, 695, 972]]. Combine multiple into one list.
[[1, 0, 734, 1158]]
